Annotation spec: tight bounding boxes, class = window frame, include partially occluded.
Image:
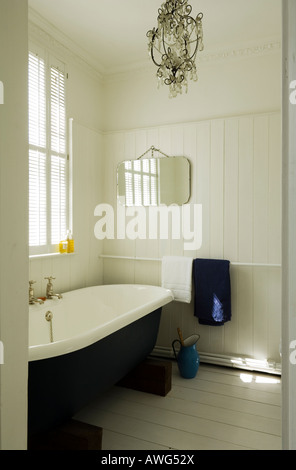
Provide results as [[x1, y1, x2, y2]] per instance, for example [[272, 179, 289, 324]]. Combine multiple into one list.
[[28, 43, 71, 256]]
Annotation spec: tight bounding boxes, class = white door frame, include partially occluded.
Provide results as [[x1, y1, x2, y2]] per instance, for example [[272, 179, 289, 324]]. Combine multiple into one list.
[[282, 0, 296, 450]]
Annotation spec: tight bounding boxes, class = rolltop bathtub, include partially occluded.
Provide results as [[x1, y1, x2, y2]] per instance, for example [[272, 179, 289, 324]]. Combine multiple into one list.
[[28, 284, 173, 436]]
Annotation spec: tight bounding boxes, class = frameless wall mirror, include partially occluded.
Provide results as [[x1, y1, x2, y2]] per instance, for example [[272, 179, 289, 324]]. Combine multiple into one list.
[[117, 148, 190, 207]]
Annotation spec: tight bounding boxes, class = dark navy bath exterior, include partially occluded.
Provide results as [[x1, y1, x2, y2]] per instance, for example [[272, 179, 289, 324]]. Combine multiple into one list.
[[28, 308, 162, 436]]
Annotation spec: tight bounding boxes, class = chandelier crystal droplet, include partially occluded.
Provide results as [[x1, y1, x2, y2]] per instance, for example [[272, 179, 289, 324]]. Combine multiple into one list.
[[147, 0, 204, 98]]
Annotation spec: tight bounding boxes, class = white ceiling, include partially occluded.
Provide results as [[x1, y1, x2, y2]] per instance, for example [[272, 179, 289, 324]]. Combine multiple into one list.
[[28, 0, 281, 75]]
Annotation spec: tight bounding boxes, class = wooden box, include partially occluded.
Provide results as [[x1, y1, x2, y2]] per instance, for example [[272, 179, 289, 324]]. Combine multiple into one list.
[[28, 419, 103, 450], [117, 358, 172, 397]]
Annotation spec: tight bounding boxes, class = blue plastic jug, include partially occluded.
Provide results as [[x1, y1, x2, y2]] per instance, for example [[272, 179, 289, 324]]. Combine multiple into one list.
[[172, 334, 200, 379]]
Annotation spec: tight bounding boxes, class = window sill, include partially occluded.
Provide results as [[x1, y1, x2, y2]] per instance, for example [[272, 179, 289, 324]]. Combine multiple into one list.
[[29, 252, 77, 260]]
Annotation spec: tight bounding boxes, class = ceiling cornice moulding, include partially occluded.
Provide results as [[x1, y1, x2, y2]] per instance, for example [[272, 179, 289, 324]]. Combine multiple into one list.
[[104, 37, 281, 84], [200, 38, 281, 64], [28, 8, 104, 82]]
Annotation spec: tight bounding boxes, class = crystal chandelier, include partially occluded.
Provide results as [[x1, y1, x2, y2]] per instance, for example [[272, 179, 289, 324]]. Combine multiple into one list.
[[147, 0, 204, 98]]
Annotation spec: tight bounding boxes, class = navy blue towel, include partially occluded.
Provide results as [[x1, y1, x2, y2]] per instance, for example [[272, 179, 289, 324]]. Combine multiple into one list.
[[193, 258, 231, 326]]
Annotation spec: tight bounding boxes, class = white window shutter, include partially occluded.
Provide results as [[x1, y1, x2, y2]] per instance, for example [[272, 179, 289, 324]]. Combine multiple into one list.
[[28, 50, 68, 254], [50, 65, 67, 245], [28, 52, 47, 247]]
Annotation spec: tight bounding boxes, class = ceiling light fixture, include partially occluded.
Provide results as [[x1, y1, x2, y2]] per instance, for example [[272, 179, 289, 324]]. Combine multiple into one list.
[[147, 0, 204, 98]]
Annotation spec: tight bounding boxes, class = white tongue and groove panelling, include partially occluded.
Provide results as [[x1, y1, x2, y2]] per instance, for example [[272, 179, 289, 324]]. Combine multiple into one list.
[[102, 111, 281, 371]]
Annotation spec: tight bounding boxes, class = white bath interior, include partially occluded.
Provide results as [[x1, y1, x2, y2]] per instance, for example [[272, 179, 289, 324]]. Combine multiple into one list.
[[29, 285, 173, 361]]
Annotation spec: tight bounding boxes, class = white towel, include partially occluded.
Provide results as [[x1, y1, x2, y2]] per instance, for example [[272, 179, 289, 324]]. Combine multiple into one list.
[[161, 256, 193, 303]]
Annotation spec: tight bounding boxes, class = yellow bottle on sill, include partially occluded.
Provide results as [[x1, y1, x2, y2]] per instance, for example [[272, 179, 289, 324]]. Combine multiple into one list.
[[67, 230, 74, 253], [59, 238, 68, 254]]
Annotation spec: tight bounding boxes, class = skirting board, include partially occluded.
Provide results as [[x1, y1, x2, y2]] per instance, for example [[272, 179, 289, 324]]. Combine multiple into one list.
[[151, 346, 282, 376]]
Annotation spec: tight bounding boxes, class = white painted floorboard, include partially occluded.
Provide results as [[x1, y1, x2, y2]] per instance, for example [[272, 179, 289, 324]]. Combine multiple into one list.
[[74, 362, 282, 451]]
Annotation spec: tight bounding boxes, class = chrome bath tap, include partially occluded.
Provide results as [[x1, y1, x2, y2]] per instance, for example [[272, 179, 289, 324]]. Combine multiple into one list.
[[29, 280, 44, 305], [45, 276, 63, 299]]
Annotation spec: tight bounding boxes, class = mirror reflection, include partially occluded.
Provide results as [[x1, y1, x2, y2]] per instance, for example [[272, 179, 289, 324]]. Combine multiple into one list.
[[117, 156, 190, 206]]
